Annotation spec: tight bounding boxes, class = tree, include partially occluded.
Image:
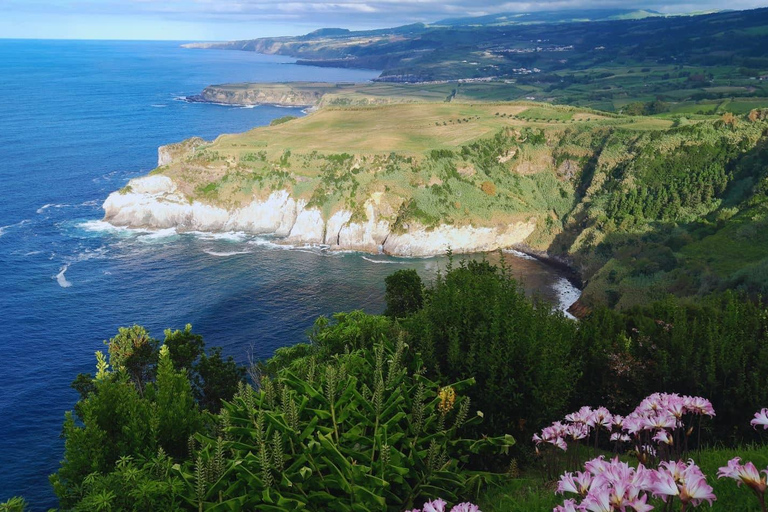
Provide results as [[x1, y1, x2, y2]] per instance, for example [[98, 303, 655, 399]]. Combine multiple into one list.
[[384, 269, 424, 318], [195, 347, 246, 413], [154, 345, 201, 457], [106, 325, 158, 396], [163, 324, 204, 373]]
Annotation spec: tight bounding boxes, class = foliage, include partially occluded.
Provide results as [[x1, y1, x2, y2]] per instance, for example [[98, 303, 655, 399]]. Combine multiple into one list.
[[51, 325, 244, 509], [176, 332, 513, 511], [270, 116, 298, 126], [55, 316, 515, 511], [0, 497, 28, 512], [402, 259, 579, 445], [384, 269, 424, 318], [571, 293, 768, 443]]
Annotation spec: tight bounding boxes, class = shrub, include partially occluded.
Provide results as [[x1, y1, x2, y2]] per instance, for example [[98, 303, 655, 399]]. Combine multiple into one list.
[[177, 332, 515, 510]]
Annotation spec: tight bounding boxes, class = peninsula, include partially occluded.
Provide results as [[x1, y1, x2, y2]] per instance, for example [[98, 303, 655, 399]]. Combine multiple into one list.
[[102, 101, 768, 310]]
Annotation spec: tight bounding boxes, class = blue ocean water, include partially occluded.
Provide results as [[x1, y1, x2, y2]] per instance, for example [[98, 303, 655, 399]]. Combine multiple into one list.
[[0, 40, 577, 509]]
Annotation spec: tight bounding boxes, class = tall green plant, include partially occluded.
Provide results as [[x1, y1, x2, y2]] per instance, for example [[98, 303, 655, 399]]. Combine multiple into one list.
[[178, 334, 515, 511]]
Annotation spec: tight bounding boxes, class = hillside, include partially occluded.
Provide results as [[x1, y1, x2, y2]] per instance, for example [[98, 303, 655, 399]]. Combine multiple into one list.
[[184, 8, 768, 112], [103, 102, 768, 311]]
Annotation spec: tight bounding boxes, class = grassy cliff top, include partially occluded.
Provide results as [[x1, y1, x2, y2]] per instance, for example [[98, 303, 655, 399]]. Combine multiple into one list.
[[199, 102, 671, 158]]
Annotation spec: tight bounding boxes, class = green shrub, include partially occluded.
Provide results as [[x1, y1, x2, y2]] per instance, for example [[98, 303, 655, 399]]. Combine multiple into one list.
[[176, 332, 514, 510]]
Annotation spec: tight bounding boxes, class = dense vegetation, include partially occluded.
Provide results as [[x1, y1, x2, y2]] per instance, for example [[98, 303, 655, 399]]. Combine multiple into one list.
[[5, 260, 768, 510]]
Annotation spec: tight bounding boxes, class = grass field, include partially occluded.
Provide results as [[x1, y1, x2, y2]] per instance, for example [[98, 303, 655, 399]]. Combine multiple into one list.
[[205, 102, 672, 159]]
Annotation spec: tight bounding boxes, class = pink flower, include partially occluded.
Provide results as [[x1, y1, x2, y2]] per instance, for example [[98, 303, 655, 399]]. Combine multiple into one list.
[[553, 499, 579, 512], [449, 503, 480, 512], [652, 460, 716, 506], [717, 457, 768, 493], [580, 487, 612, 512], [557, 471, 593, 496], [652, 430, 673, 446], [751, 408, 768, 430], [423, 499, 447, 512], [680, 469, 716, 506], [685, 396, 715, 417]]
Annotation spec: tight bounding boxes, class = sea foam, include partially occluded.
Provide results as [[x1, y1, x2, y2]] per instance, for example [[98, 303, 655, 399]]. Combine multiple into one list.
[[56, 265, 72, 288]]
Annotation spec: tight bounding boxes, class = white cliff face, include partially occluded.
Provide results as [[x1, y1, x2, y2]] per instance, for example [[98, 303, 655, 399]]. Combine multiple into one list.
[[287, 201, 325, 244], [103, 176, 536, 257], [383, 223, 536, 257]]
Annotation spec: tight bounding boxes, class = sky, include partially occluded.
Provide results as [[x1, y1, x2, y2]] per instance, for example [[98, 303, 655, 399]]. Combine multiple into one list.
[[1, 0, 767, 41]]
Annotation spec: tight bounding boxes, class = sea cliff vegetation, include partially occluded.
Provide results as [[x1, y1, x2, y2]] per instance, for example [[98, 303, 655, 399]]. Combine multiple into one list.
[[138, 102, 768, 310], [10, 260, 768, 510]]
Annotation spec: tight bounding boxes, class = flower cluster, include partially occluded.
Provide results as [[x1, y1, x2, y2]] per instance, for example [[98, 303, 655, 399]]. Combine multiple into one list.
[[407, 499, 480, 512], [555, 456, 715, 511], [534, 394, 715, 462]]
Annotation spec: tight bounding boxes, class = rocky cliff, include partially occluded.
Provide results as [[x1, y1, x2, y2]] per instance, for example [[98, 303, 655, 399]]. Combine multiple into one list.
[[188, 84, 331, 107], [102, 175, 536, 257]]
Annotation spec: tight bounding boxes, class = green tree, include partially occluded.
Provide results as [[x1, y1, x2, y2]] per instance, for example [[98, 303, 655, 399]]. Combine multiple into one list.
[[106, 325, 158, 396], [153, 345, 202, 457], [384, 268, 424, 318], [195, 347, 246, 413]]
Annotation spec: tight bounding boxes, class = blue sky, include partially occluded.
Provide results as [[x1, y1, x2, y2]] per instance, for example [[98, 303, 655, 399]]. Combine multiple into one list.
[[1, 0, 767, 40]]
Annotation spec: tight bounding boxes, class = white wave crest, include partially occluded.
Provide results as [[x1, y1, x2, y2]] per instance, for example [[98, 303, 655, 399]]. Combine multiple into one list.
[[361, 256, 408, 264], [0, 219, 30, 236], [56, 265, 72, 288], [553, 277, 581, 320], [189, 231, 248, 242], [78, 220, 137, 236], [138, 228, 178, 242], [503, 249, 537, 261], [150, 104, 167, 108], [204, 250, 251, 257], [37, 203, 72, 213]]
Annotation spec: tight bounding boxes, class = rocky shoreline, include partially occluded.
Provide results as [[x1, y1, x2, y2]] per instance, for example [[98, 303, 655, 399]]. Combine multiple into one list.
[[102, 175, 537, 258]]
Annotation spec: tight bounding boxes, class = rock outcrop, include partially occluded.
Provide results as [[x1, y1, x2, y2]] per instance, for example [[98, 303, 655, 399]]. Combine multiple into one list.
[[103, 176, 536, 257]]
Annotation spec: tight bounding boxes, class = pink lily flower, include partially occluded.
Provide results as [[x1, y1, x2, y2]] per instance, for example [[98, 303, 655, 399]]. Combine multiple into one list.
[[717, 457, 768, 493], [423, 499, 447, 512], [553, 499, 579, 512], [751, 408, 768, 430], [449, 503, 480, 512]]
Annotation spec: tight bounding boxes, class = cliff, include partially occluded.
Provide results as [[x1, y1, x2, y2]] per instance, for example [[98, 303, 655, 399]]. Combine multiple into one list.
[[102, 101, 768, 309], [188, 83, 336, 107], [103, 175, 536, 257]]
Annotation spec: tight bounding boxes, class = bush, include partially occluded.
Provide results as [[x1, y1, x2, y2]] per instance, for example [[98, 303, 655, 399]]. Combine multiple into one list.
[[180, 334, 514, 510], [403, 259, 579, 444], [385, 269, 424, 318]]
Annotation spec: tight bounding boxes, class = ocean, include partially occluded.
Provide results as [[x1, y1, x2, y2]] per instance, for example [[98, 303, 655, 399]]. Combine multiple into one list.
[[0, 39, 578, 509]]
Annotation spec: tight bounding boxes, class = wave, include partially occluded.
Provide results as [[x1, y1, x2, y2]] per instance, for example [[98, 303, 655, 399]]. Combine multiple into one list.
[[138, 228, 179, 242], [0, 219, 31, 236], [503, 249, 537, 261], [204, 250, 251, 257], [78, 220, 137, 236], [56, 265, 72, 288], [552, 277, 581, 320], [361, 256, 407, 264], [247, 238, 298, 250], [37, 203, 72, 214], [150, 104, 167, 108], [188, 230, 249, 242]]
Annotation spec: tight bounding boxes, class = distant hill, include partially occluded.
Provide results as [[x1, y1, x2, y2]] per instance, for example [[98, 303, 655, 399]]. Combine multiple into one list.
[[183, 7, 768, 111], [434, 9, 666, 26]]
